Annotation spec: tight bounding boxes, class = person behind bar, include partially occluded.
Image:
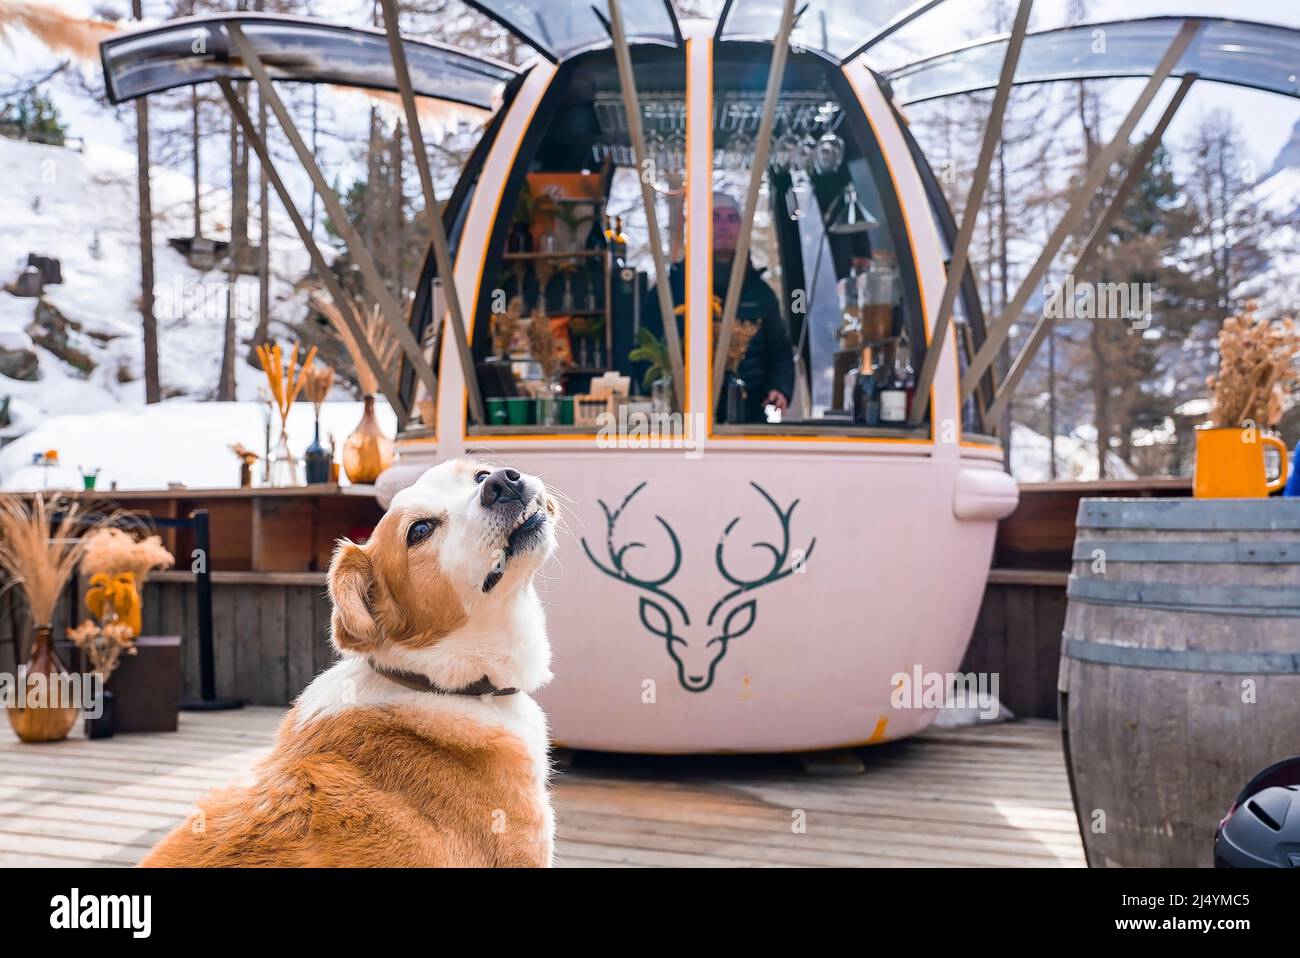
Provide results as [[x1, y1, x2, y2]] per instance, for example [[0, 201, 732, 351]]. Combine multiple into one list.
[[640, 191, 794, 423]]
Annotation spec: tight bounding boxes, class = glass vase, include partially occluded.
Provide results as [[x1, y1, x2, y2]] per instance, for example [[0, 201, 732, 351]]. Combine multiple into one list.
[[304, 417, 332, 485], [7, 624, 79, 743], [343, 395, 395, 485], [537, 375, 565, 427], [267, 426, 300, 487]]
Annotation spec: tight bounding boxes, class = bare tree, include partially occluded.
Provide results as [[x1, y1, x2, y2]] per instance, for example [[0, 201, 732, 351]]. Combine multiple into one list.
[[132, 0, 160, 403]]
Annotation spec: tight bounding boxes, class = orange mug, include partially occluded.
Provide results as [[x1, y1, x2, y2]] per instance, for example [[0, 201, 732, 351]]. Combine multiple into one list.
[[1193, 426, 1289, 498]]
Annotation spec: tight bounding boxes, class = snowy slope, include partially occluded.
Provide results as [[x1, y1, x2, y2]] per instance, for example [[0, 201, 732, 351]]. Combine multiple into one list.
[[0, 134, 315, 441], [1250, 158, 1300, 316]]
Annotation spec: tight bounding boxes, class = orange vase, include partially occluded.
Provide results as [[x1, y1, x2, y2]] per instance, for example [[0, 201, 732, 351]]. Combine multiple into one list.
[[7, 625, 80, 743], [343, 394, 395, 485]]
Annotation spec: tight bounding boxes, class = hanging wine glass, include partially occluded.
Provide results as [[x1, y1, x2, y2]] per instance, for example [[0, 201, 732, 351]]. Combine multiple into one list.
[[646, 129, 667, 176], [814, 131, 845, 174], [666, 131, 686, 172], [787, 174, 807, 221], [727, 133, 753, 171], [773, 131, 800, 172], [793, 134, 817, 174]]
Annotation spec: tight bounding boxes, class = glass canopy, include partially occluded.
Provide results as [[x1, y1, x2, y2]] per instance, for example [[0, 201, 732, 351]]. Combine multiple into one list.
[[886, 17, 1300, 105], [100, 13, 518, 109], [716, 0, 942, 63], [462, 0, 680, 61]]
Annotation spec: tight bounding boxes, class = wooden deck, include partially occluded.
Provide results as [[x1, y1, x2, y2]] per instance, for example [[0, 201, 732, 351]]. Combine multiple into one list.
[[0, 709, 1084, 867]]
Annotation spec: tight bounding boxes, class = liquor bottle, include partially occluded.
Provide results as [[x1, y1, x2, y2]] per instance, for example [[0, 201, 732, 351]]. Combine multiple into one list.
[[896, 330, 916, 409], [880, 338, 914, 425], [851, 346, 880, 426]]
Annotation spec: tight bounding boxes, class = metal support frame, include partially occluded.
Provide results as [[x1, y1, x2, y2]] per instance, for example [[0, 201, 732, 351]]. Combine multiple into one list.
[[843, 0, 950, 64], [959, 18, 1203, 405], [226, 23, 439, 417], [983, 72, 1197, 427], [712, 0, 798, 413], [379, 0, 484, 425], [217, 79, 409, 422], [909, 0, 1032, 427], [607, 0, 686, 412]]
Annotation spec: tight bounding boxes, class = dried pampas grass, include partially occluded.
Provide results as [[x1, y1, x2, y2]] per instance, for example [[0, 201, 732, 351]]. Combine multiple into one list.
[[527, 308, 562, 379], [79, 527, 174, 585], [312, 292, 399, 396], [0, 495, 108, 626], [1207, 305, 1300, 428]]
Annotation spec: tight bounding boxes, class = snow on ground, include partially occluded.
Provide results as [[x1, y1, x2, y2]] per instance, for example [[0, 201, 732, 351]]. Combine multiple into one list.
[[0, 134, 320, 440], [0, 399, 397, 491], [1010, 422, 1139, 482]]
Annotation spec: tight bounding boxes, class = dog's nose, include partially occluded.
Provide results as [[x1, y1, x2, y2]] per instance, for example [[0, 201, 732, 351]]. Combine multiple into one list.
[[480, 468, 527, 508]]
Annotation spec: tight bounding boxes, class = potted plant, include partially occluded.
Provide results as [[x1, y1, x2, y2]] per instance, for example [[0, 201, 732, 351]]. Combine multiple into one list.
[[0, 495, 109, 743], [629, 327, 673, 412], [70, 527, 175, 738], [1196, 306, 1300, 498]]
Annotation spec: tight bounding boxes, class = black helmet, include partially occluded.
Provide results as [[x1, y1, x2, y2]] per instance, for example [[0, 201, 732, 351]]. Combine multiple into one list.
[[1214, 757, 1300, 868]]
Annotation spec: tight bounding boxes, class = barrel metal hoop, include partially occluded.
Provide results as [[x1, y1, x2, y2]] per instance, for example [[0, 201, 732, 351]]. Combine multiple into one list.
[[1067, 575, 1300, 617], [1072, 539, 1300, 564], [1063, 635, 1300, 674], [1077, 498, 1300, 532]]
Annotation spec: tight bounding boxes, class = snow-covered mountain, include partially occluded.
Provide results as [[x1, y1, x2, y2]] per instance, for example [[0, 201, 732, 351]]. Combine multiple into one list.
[[1252, 118, 1300, 316]]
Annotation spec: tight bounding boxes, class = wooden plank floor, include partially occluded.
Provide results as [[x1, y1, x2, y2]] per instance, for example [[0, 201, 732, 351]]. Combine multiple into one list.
[[0, 709, 1084, 867]]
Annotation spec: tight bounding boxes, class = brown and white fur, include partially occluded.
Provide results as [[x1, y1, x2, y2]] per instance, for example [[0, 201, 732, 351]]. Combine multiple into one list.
[[141, 458, 559, 867]]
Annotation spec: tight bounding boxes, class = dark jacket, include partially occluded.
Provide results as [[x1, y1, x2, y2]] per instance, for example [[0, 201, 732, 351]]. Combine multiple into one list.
[[640, 258, 794, 422]]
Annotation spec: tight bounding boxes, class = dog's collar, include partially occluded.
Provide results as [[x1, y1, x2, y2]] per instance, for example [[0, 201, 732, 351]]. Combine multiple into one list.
[[366, 659, 519, 697]]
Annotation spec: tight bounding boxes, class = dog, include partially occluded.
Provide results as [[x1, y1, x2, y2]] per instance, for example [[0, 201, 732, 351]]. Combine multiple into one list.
[[141, 458, 560, 867]]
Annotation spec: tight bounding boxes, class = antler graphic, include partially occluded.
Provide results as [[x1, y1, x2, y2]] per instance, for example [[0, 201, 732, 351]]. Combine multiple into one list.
[[581, 482, 690, 624], [708, 483, 816, 626]]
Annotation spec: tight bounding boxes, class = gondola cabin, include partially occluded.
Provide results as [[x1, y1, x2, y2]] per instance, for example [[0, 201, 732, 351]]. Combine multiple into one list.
[[384, 7, 1021, 751], [101, 2, 1024, 751]]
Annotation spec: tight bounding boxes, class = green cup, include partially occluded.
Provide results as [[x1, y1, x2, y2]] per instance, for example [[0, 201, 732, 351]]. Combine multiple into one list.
[[486, 397, 509, 425], [557, 397, 574, 425], [506, 397, 534, 425]]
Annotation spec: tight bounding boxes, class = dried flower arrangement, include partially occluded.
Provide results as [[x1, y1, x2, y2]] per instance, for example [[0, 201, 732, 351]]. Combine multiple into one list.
[[527, 306, 563, 379], [302, 363, 335, 414], [311, 293, 400, 396], [68, 528, 174, 678], [230, 443, 259, 466], [80, 527, 174, 587], [255, 341, 318, 426], [491, 295, 525, 358], [0, 494, 107, 628], [715, 319, 761, 373], [67, 619, 136, 679], [1207, 305, 1300, 428]]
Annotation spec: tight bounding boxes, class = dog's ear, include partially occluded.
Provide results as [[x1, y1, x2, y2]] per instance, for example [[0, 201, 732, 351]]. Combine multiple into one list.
[[328, 539, 379, 652]]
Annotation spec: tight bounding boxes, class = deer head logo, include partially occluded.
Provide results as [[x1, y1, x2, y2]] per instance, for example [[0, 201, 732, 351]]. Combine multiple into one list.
[[581, 482, 815, 692]]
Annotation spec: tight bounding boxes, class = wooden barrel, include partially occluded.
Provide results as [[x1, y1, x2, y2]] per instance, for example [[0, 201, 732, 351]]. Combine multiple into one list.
[[1059, 498, 1300, 867]]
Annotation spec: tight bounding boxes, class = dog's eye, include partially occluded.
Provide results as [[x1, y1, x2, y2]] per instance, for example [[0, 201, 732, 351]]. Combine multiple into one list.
[[474, 469, 491, 484], [406, 519, 438, 547]]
